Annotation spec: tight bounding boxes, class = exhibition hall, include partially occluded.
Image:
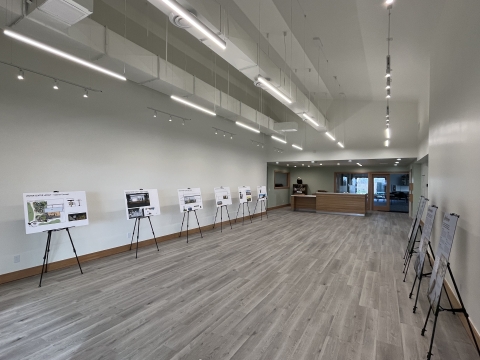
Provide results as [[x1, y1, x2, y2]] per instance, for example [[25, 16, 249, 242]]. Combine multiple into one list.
[[1, 0, 480, 359]]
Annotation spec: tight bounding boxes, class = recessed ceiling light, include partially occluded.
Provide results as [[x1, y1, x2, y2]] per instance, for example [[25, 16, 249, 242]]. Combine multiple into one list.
[[357, 163, 362, 166], [397, 158, 401, 160], [337, 163, 340, 165], [348, 160, 352, 162], [276, 161, 279, 164], [294, 165, 297, 167], [311, 161, 315, 163], [308, 165, 310, 167], [319, 163, 323, 166], [302, 164, 304, 166]]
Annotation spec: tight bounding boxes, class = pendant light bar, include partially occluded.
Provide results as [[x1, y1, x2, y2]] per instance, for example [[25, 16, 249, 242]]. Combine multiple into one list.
[[325, 132, 336, 141], [302, 113, 319, 126], [271, 135, 287, 144], [337, 142, 344, 148], [292, 144, 303, 150], [386, 127, 391, 139], [4, 30, 127, 81], [236, 121, 260, 133], [159, 0, 226, 50], [171, 95, 216, 116], [257, 76, 292, 104]]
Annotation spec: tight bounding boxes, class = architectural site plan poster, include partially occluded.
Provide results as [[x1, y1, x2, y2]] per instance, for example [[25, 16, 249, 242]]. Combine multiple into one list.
[[23, 191, 89, 234], [124, 189, 161, 220], [238, 186, 252, 204], [178, 188, 204, 213], [427, 213, 459, 310], [214, 187, 232, 207], [257, 186, 267, 201]]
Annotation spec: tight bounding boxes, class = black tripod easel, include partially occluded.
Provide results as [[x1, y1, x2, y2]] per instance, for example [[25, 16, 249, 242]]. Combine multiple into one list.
[[213, 205, 232, 232], [179, 210, 203, 243], [403, 225, 422, 281], [235, 202, 252, 225], [253, 199, 268, 220], [409, 241, 453, 314], [404, 196, 426, 261], [421, 262, 480, 359], [39, 227, 83, 287], [129, 216, 159, 258]]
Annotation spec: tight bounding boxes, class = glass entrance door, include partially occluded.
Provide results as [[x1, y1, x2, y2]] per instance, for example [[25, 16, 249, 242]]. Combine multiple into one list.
[[372, 174, 390, 211]]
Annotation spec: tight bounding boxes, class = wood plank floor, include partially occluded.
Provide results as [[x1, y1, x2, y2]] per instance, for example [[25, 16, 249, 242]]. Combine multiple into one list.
[[0, 209, 477, 360]]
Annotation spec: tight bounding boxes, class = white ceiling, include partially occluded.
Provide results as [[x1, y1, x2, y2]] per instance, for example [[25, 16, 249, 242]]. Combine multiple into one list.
[[271, 157, 415, 167]]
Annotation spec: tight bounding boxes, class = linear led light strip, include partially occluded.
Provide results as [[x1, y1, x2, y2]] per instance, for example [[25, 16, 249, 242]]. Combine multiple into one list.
[[271, 135, 287, 144], [160, 0, 226, 50], [171, 95, 216, 116], [325, 132, 336, 141], [4, 30, 126, 81], [257, 76, 292, 104], [337, 142, 344, 148], [292, 144, 303, 150], [236, 121, 260, 133], [386, 127, 391, 139], [357, 163, 363, 166], [303, 113, 319, 127]]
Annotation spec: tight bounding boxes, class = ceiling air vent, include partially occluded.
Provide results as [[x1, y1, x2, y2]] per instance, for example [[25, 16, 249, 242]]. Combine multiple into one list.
[[38, 0, 92, 26]]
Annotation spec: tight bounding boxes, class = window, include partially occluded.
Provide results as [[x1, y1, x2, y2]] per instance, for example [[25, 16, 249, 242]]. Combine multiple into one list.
[[335, 173, 368, 194], [274, 171, 290, 189]]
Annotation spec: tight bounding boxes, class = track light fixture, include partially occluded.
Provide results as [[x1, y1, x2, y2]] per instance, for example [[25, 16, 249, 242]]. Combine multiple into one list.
[[386, 89, 391, 99], [169, 116, 172, 122], [212, 127, 234, 139], [83, 89, 88, 98], [4, 30, 126, 81], [17, 69, 24, 80], [251, 140, 265, 148], [273, 147, 284, 153], [53, 80, 59, 90], [153, 111, 157, 118], [148, 107, 191, 124]]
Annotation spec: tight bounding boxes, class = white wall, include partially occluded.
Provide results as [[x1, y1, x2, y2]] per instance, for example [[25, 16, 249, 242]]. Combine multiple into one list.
[[0, 37, 267, 276], [428, 0, 480, 330]]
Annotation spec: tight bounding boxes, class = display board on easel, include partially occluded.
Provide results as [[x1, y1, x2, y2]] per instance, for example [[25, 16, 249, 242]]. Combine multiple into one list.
[[414, 205, 438, 278], [427, 213, 458, 310], [124, 189, 161, 219], [238, 186, 252, 203], [214, 187, 232, 207], [23, 191, 89, 234], [257, 186, 267, 201], [178, 188, 204, 212]]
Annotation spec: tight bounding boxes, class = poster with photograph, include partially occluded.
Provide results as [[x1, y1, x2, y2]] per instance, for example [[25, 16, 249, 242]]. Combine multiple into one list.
[[407, 197, 428, 254], [407, 196, 426, 242], [178, 188, 204, 213], [124, 189, 161, 220], [427, 213, 459, 310], [238, 186, 252, 204], [23, 191, 89, 234], [257, 186, 267, 201], [214, 187, 232, 207], [414, 206, 438, 278]]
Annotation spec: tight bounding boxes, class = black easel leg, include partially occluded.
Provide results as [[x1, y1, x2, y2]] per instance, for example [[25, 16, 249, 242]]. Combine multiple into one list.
[[427, 307, 440, 360], [179, 212, 186, 238], [421, 306, 432, 336], [147, 216, 159, 251], [235, 204, 240, 223], [220, 206, 223, 233], [260, 201, 263, 220], [39, 231, 52, 287], [403, 254, 412, 282], [194, 210, 203, 238], [213, 207, 218, 229], [413, 275, 423, 313], [226, 206, 233, 229], [409, 274, 417, 298], [247, 203, 252, 223], [135, 218, 141, 259], [265, 201, 268, 218], [186, 211, 189, 243], [253, 200, 258, 218], [242, 203, 245, 225], [66, 228, 83, 274], [130, 218, 138, 250], [442, 284, 454, 312]]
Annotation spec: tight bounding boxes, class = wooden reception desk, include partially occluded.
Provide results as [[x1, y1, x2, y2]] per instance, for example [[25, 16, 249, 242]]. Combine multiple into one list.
[[291, 193, 367, 216]]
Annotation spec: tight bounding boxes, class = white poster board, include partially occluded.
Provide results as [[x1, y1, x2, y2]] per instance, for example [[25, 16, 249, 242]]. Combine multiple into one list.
[[238, 186, 252, 204], [178, 188, 204, 212], [23, 191, 89, 234], [427, 213, 459, 310], [124, 189, 161, 220], [257, 186, 267, 201], [407, 196, 426, 241], [407, 197, 428, 253], [214, 187, 232, 207], [414, 205, 438, 278]]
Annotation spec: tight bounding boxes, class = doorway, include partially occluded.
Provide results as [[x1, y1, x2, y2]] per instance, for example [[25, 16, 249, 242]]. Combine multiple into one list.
[[371, 174, 390, 211]]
